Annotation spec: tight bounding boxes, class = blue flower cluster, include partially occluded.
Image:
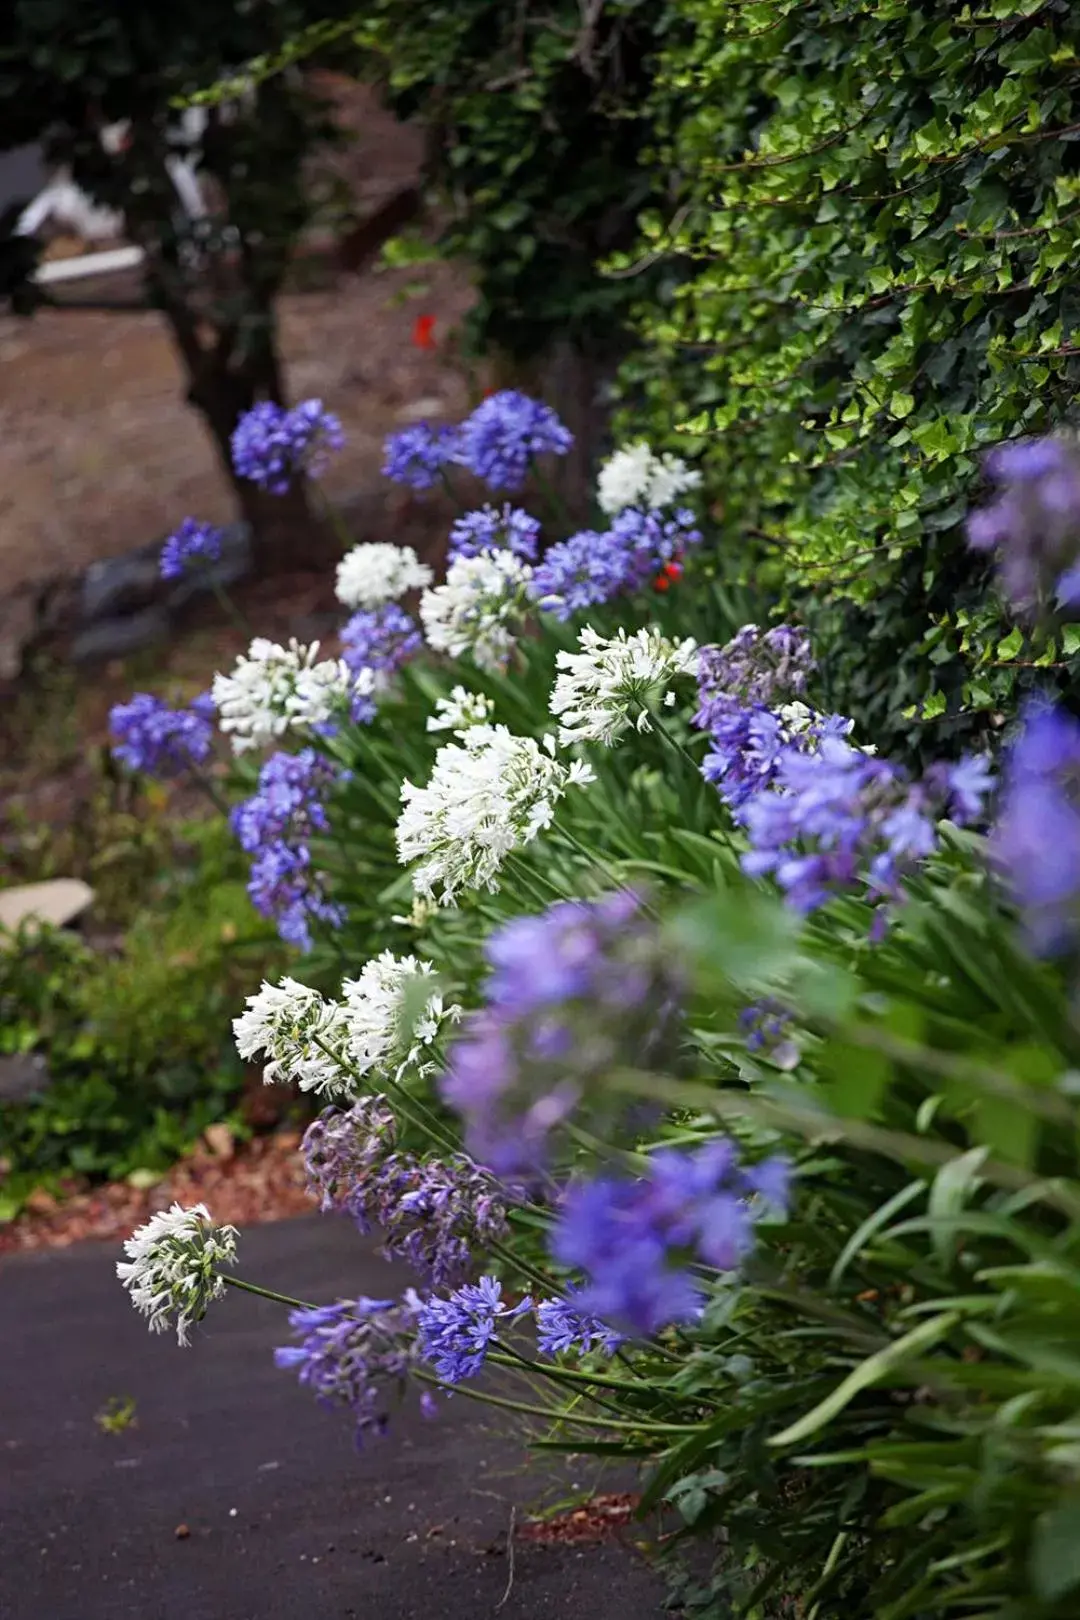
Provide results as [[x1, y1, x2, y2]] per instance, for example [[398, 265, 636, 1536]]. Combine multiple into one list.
[[740, 737, 993, 915], [159, 517, 223, 582], [109, 692, 215, 778], [381, 422, 463, 490], [459, 390, 572, 492], [739, 1000, 800, 1071], [231, 749, 347, 950], [382, 392, 573, 495], [442, 891, 680, 1178], [340, 603, 423, 683], [967, 435, 1080, 616], [551, 1141, 790, 1337], [275, 1295, 436, 1447], [447, 503, 541, 563], [529, 506, 701, 620], [993, 699, 1080, 956], [536, 1290, 624, 1358], [231, 398, 344, 493], [416, 1276, 531, 1385]]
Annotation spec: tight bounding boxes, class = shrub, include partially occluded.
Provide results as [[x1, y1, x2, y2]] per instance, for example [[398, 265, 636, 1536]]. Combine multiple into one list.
[[611, 0, 1080, 760], [105, 387, 1080, 1618]]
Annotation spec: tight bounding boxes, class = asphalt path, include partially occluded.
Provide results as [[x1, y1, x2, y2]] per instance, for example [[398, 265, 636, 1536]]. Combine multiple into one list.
[[0, 1215, 667, 1620]]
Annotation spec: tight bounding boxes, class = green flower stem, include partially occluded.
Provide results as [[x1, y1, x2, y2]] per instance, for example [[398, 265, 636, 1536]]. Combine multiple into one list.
[[553, 825, 659, 915], [529, 459, 573, 531], [187, 763, 231, 818], [205, 572, 255, 640], [413, 1367, 698, 1434], [507, 851, 569, 909], [223, 1274, 315, 1312], [313, 482, 356, 553], [439, 466, 465, 511], [490, 1343, 659, 1398], [306, 1030, 460, 1156]]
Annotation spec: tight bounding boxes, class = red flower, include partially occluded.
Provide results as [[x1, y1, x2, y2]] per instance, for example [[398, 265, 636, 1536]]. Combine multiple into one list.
[[412, 314, 437, 350], [652, 560, 684, 593]]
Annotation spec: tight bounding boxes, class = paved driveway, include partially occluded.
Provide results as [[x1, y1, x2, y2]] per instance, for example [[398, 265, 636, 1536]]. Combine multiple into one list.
[[0, 1216, 666, 1620]]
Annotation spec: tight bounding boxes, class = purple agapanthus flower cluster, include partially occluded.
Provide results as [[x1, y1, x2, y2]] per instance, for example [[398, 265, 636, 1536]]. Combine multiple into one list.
[[159, 517, 223, 582], [694, 626, 852, 809], [302, 1097, 398, 1207], [340, 603, 423, 684], [536, 1290, 624, 1358], [109, 691, 215, 778], [967, 435, 1080, 617], [992, 699, 1080, 956], [231, 749, 346, 950], [382, 422, 463, 490], [416, 1276, 531, 1385], [740, 735, 994, 914], [231, 398, 345, 494], [302, 1101, 509, 1288], [447, 503, 541, 564], [697, 625, 815, 719], [459, 391, 572, 492], [551, 1141, 791, 1337], [442, 891, 681, 1178], [739, 1000, 800, 1071], [530, 507, 701, 621], [275, 1293, 435, 1447]]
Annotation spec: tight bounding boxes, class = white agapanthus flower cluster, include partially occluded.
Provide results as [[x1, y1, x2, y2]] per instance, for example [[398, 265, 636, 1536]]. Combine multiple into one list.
[[234, 975, 353, 1096], [420, 550, 532, 673], [341, 951, 460, 1079], [596, 442, 702, 516], [212, 637, 362, 754], [335, 542, 433, 610], [426, 686, 495, 735], [550, 625, 700, 747], [396, 724, 595, 904], [233, 958, 457, 1099], [117, 1203, 239, 1347]]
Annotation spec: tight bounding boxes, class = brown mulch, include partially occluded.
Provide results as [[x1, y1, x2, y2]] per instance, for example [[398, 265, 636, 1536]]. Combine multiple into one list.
[[0, 1128, 316, 1256], [519, 1495, 643, 1546]]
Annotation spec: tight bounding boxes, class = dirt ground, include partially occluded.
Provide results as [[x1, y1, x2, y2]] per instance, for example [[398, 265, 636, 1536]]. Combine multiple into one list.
[[0, 77, 478, 598]]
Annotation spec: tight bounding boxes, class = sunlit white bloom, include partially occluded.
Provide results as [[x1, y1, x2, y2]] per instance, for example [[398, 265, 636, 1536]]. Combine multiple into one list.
[[233, 976, 354, 1097], [420, 550, 532, 673], [341, 951, 460, 1079], [596, 442, 702, 516], [550, 625, 699, 747], [335, 543, 433, 610], [396, 725, 595, 904], [427, 686, 495, 735], [211, 638, 354, 754], [117, 1203, 238, 1347]]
